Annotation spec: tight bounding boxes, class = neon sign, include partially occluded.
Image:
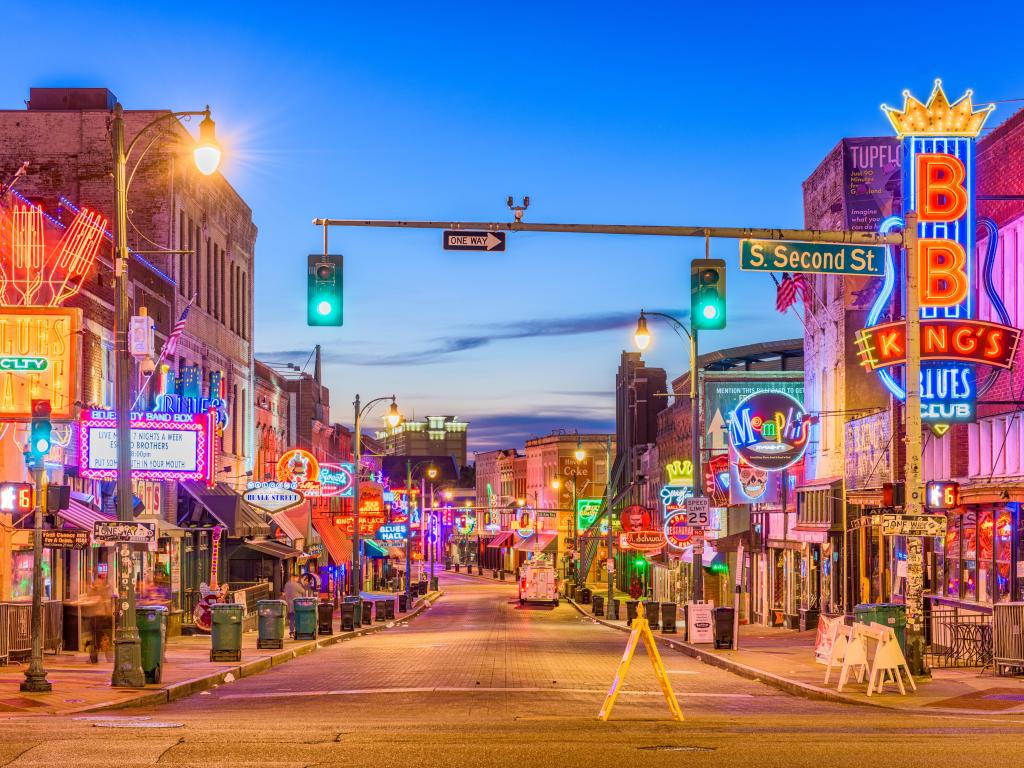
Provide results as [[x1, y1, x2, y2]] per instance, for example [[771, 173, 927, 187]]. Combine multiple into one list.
[[858, 319, 1020, 370], [664, 511, 703, 549], [728, 390, 807, 471], [619, 530, 667, 552], [154, 393, 229, 431], [318, 462, 355, 498], [78, 409, 214, 482], [867, 81, 1015, 424], [0, 307, 80, 419], [276, 449, 320, 495]]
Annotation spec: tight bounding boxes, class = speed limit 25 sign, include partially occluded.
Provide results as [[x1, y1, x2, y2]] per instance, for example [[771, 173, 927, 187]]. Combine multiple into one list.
[[683, 497, 710, 527]]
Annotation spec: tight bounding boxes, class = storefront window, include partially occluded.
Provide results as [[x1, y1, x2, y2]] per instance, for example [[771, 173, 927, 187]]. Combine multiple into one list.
[[962, 511, 977, 601], [996, 506, 1012, 602], [11, 551, 52, 599], [978, 509, 994, 603], [945, 515, 960, 597]]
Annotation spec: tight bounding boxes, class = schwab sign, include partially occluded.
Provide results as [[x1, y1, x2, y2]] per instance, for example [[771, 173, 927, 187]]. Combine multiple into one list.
[[860, 82, 1019, 425]]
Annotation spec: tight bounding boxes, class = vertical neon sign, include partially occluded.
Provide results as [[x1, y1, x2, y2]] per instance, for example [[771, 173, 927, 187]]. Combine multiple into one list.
[[870, 81, 995, 425]]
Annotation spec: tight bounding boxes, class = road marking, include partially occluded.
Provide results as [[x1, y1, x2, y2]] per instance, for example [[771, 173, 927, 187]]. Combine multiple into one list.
[[219, 687, 755, 700]]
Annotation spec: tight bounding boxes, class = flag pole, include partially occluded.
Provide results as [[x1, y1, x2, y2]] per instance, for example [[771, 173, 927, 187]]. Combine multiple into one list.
[[131, 293, 196, 411]]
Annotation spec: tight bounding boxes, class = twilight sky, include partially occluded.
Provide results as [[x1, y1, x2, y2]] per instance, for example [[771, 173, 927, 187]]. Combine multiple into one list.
[[4, 1, 1024, 453]]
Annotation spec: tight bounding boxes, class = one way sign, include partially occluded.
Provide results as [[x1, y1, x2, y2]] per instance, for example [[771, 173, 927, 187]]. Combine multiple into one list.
[[443, 230, 506, 252]]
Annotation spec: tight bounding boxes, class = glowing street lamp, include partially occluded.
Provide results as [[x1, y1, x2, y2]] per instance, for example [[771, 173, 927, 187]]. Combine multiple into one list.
[[633, 313, 651, 351], [192, 109, 223, 176]]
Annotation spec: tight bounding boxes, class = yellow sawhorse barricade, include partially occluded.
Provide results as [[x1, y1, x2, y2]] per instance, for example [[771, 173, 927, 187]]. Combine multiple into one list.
[[598, 610, 684, 722]]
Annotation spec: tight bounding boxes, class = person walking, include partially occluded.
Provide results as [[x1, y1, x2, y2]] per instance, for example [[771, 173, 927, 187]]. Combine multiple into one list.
[[84, 574, 116, 663], [281, 573, 306, 638]]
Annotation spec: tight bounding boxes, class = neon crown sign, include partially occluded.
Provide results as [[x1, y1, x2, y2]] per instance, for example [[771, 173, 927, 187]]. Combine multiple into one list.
[[858, 81, 1020, 428]]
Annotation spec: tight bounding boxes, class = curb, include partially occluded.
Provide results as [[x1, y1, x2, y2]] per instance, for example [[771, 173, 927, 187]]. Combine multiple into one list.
[[567, 598, 883, 710], [67, 590, 444, 715]]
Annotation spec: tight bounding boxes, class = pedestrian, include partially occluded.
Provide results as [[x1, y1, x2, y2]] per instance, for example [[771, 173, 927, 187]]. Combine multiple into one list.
[[281, 573, 306, 638], [84, 574, 116, 663]]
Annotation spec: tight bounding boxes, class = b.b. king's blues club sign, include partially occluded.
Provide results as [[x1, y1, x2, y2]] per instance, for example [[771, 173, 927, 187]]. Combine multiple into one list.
[[857, 81, 1022, 429]]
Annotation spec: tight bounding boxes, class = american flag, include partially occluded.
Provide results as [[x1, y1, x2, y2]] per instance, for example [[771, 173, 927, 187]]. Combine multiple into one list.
[[163, 297, 194, 356], [775, 272, 808, 313]]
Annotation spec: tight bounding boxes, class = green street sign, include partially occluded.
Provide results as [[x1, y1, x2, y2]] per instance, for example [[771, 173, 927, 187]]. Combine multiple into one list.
[[739, 239, 885, 276]]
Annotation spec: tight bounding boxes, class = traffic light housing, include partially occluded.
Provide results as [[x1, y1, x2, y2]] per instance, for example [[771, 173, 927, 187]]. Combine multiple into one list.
[[29, 399, 51, 460], [307, 254, 343, 326], [691, 258, 726, 330]]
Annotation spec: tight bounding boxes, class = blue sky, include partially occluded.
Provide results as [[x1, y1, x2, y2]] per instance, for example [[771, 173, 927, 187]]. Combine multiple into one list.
[[4, 1, 1024, 452]]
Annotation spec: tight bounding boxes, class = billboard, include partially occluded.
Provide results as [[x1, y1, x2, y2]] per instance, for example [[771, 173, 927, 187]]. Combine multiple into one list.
[[842, 137, 901, 232]]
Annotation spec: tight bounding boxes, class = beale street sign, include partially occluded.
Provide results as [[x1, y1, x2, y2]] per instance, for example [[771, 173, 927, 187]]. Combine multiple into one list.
[[244, 485, 304, 514], [740, 239, 885, 276]]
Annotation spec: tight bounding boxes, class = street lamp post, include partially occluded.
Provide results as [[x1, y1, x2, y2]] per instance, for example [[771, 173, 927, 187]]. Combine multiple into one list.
[[571, 437, 586, 584], [634, 310, 704, 601], [404, 460, 436, 600], [111, 102, 221, 688], [350, 395, 401, 597]]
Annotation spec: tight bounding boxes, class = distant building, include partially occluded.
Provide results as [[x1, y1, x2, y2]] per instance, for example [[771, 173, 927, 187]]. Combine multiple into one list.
[[378, 415, 469, 468]]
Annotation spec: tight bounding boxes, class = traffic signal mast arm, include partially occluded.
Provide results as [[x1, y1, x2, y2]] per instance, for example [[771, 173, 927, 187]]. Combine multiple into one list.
[[312, 218, 904, 247]]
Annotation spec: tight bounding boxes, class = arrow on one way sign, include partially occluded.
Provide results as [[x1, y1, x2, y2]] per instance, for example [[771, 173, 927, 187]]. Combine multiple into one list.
[[443, 230, 506, 252]]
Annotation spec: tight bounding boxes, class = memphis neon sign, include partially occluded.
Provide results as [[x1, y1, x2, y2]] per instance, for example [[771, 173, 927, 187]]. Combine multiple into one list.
[[728, 390, 807, 471], [864, 82, 1017, 424]]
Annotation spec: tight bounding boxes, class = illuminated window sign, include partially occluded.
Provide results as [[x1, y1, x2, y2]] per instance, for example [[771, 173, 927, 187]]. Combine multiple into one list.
[[866, 82, 1014, 425], [78, 409, 213, 482], [318, 462, 355, 498], [0, 307, 81, 419]]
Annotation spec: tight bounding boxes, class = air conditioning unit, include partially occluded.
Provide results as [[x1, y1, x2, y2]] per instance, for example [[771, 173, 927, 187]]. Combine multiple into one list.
[[993, 603, 1024, 675]]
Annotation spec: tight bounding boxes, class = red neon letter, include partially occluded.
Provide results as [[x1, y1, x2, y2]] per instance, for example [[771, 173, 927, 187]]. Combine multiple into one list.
[[917, 154, 969, 223], [919, 240, 969, 308]]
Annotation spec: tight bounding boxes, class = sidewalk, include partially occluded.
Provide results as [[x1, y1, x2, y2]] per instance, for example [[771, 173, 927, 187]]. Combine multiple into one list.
[[569, 595, 1024, 715], [0, 590, 442, 717]]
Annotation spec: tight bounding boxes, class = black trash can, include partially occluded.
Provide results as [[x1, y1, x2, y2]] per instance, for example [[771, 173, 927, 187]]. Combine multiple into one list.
[[661, 603, 678, 634], [581, 587, 592, 605], [317, 601, 334, 636], [398, 593, 408, 612], [713, 607, 735, 649], [361, 601, 372, 625], [340, 599, 357, 631], [430, 576, 439, 592], [374, 600, 387, 622], [499, 570, 506, 581], [609, 598, 621, 621], [384, 599, 395, 621], [454, 563, 461, 573], [643, 600, 660, 630], [444, 559, 451, 571], [592, 595, 605, 617], [625, 600, 639, 626], [574, 586, 585, 603]]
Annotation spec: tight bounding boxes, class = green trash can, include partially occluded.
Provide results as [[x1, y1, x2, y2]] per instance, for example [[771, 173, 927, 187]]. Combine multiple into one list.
[[136, 605, 167, 684], [257, 599, 286, 650], [210, 603, 244, 662], [293, 597, 318, 640], [429, 576, 439, 592], [855, 603, 907, 655]]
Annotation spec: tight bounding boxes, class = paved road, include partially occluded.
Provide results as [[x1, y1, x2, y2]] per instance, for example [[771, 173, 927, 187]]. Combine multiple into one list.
[[2, 572, 1024, 766]]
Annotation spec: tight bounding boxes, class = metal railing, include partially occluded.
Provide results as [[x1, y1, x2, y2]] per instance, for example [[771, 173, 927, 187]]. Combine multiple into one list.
[[926, 606, 992, 668], [0, 600, 64, 662]]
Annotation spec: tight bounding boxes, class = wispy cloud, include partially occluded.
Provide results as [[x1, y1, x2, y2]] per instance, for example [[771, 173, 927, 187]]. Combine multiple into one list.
[[466, 409, 615, 453], [259, 308, 686, 367]]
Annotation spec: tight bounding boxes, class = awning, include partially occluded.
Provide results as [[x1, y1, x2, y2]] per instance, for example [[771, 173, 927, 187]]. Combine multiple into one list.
[[708, 530, 749, 553], [236, 539, 303, 560], [271, 509, 305, 542], [59, 499, 114, 531], [363, 539, 388, 559], [135, 515, 186, 539], [179, 481, 270, 537], [512, 533, 557, 552], [487, 531, 514, 548], [312, 517, 352, 565]]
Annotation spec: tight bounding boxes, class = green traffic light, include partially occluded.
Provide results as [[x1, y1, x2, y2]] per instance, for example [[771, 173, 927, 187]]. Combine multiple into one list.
[[317, 300, 333, 316]]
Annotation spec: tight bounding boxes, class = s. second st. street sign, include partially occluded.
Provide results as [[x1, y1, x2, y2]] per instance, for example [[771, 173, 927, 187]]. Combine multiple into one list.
[[443, 230, 506, 252], [739, 239, 885, 276]]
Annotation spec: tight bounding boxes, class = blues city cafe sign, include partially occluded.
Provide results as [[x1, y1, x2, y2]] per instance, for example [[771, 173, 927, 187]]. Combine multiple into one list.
[[859, 82, 1020, 425], [728, 390, 807, 472]]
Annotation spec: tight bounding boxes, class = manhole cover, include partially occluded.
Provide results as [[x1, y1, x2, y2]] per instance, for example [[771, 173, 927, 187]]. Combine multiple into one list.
[[93, 721, 183, 729], [638, 745, 714, 753]]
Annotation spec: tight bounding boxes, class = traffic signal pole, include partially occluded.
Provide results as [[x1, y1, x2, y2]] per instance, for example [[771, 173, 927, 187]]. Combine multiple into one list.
[[20, 458, 50, 692]]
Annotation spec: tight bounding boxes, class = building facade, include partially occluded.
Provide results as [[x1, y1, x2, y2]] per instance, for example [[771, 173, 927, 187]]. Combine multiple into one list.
[[379, 416, 469, 468]]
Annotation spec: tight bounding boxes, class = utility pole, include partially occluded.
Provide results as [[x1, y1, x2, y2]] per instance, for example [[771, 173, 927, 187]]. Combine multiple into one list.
[[902, 211, 926, 676], [351, 394, 362, 597], [405, 459, 412, 601], [690, 325, 703, 602], [110, 104, 145, 689], [20, 457, 50, 692]]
